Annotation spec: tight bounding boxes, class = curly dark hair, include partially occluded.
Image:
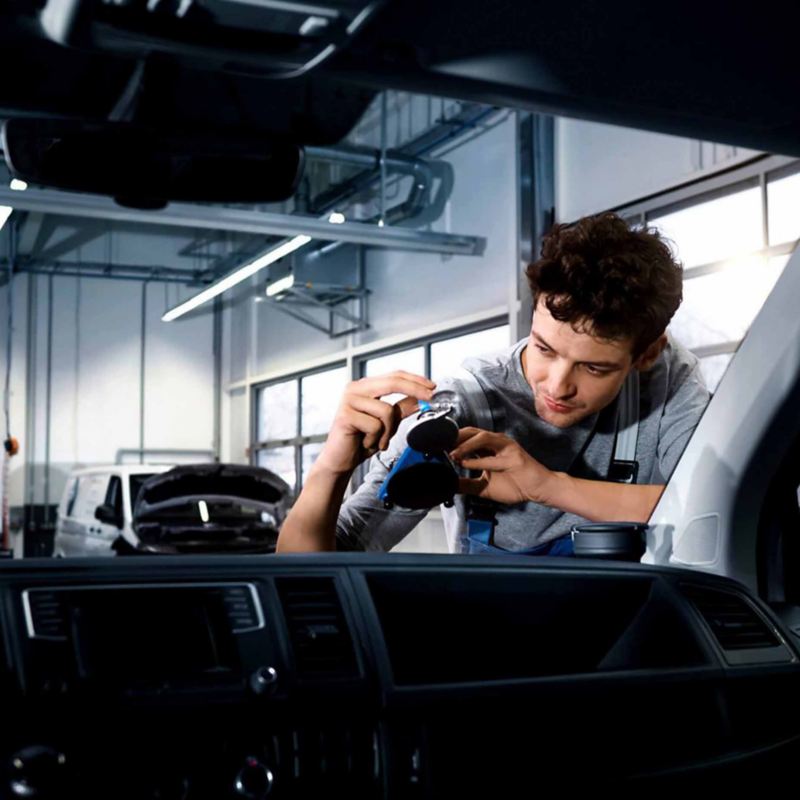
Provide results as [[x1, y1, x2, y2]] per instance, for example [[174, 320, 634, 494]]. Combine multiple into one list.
[[525, 212, 683, 357]]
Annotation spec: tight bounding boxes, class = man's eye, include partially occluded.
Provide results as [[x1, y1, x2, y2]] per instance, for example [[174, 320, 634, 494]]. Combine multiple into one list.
[[585, 365, 607, 376], [535, 344, 552, 355]]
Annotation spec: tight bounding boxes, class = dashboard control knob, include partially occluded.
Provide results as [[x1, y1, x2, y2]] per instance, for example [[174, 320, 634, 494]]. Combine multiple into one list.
[[249, 666, 278, 696], [233, 757, 274, 799], [8, 746, 67, 798]]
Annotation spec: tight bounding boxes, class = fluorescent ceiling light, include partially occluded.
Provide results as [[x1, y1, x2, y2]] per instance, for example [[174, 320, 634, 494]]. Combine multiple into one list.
[[0, 206, 12, 231], [266, 273, 295, 297], [328, 211, 346, 224], [162, 234, 311, 321], [9, 179, 27, 192], [198, 500, 210, 523]]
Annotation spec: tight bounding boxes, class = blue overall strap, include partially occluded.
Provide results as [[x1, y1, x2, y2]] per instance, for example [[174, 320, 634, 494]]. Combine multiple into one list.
[[467, 519, 495, 546], [466, 496, 499, 546], [614, 369, 640, 463]]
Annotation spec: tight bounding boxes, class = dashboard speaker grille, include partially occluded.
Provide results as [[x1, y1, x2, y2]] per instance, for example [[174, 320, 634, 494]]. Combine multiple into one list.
[[682, 585, 780, 650], [276, 577, 358, 680]]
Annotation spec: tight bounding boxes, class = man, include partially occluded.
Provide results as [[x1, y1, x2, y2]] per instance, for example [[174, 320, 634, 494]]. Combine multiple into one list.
[[277, 212, 710, 553]]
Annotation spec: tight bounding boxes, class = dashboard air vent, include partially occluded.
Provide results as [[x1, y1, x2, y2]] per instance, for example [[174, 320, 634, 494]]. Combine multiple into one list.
[[24, 590, 67, 640], [275, 577, 358, 680], [220, 585, 262, 633], [682, 585, 780, 650]]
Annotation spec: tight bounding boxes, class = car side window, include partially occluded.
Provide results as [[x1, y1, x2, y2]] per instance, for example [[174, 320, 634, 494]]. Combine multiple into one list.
[[73, 476, 109, 521], [105, 476, 123, 519], [64, 478, 80, 517]]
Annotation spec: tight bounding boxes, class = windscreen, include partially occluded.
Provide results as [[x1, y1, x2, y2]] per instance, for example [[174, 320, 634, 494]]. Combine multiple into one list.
[[2, 93, 786, 562]]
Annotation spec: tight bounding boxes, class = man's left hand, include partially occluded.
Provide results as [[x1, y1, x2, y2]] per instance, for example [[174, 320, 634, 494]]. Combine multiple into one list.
[[449, 427, 553, 505]]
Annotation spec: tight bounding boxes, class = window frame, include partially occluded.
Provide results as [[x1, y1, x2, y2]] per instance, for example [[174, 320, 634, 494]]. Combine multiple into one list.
[[614, 154, 800, 388], [251, 361, 348, 494], [249, 317, 511, 493], [355, 316, 510, 380]]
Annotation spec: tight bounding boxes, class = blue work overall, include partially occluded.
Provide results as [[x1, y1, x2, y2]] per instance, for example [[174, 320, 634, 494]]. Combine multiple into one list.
[[466, 518, 575, 556]]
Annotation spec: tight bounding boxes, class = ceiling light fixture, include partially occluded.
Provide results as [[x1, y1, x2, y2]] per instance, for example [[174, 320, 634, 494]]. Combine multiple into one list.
[[0, 206, 12, 231], [162, 234, 311, 321], [9, 179, 27, 192], [328, 211, 346, 224], [266, 273, 295, 297]]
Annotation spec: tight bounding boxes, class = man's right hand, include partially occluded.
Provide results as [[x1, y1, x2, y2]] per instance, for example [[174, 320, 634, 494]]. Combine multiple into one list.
[[312, 371, 436, 477], [278, 371, 435, 553]]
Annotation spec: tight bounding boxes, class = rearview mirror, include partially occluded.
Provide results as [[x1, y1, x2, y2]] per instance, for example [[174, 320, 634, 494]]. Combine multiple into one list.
[[2, 118, 305, 210], [95, 504, 123, 529]]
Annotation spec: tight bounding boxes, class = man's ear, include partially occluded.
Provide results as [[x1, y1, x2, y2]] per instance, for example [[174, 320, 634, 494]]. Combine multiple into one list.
[[633, 334, 668, 371]]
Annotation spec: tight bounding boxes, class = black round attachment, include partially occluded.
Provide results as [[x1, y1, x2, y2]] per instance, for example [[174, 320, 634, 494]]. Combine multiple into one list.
[[570, 522, 648, 561], [406, 414, 459, 454], [385, 461, 459, 510]]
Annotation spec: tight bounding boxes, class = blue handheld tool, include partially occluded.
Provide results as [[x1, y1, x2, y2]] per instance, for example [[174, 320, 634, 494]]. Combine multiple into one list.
[[378, 401, 460, 510]]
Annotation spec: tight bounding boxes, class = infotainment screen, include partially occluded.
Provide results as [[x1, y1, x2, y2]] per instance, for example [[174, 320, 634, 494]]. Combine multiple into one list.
[[69, 588, 240, 686]]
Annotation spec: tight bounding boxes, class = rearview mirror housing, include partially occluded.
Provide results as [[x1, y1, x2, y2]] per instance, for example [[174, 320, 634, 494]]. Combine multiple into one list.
[[95, 504, 123, 529], [2, 118, 305, 209]]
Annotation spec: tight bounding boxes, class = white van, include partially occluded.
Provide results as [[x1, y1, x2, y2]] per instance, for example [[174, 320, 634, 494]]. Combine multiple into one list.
[[53, 465, 173, 557]]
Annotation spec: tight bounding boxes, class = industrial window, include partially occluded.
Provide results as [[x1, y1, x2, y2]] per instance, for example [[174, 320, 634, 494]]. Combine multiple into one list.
[[633, 160, 799, 392], [364, 346, 426, 404], [360, 323, 510, 386], [251, 322, 509, 496], [253, 365, 348, 495], [767, 169, 800, 247], [350, 322, 509, 487], [430, 325, 511, 382]]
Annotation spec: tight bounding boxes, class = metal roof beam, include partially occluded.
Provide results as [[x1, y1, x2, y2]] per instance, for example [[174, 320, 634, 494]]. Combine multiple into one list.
[[5, 259, 213, 284], [0, 186, 485, 256]]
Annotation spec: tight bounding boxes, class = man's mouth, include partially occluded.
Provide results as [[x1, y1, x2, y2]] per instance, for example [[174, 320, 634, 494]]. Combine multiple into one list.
[[542, 395, 575, 413]]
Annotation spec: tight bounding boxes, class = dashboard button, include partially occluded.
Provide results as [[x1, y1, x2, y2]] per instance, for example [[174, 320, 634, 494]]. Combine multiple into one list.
[[249, 666, 278, 696], [233, 758, 274, 799]]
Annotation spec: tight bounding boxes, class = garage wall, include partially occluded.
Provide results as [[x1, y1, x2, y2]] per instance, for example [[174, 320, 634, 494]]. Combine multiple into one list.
[[0, 269, 216, 520], [356, 114, 516, 346], [0, 273, 30, 520], [42, 276, 142, 506], [220, 110, 520, 464], [142, 281, 215, 456], [556, 118, 761, 221]]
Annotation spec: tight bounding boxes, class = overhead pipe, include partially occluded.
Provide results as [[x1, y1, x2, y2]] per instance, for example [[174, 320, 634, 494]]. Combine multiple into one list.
[[128, 103, 495, 275], [310, 172, 432, 259], [303, 103, 500, 259], [305, 102, 497, 212], [305, 144, 433, 218]]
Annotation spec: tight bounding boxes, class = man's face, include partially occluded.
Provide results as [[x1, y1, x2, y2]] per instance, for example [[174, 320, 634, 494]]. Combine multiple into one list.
[[522, 298, 636, 428]]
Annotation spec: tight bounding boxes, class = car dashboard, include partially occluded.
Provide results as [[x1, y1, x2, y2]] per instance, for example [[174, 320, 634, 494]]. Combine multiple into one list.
[[0, 554, 799, 798]]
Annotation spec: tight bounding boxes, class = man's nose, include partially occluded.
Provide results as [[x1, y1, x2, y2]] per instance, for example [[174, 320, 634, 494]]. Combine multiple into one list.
[[546, 363, 576, 400]]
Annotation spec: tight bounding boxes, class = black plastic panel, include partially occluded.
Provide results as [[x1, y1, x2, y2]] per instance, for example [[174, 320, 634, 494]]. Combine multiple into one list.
[[0, 554, 798, 796], [367, 570, 709, 684]]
